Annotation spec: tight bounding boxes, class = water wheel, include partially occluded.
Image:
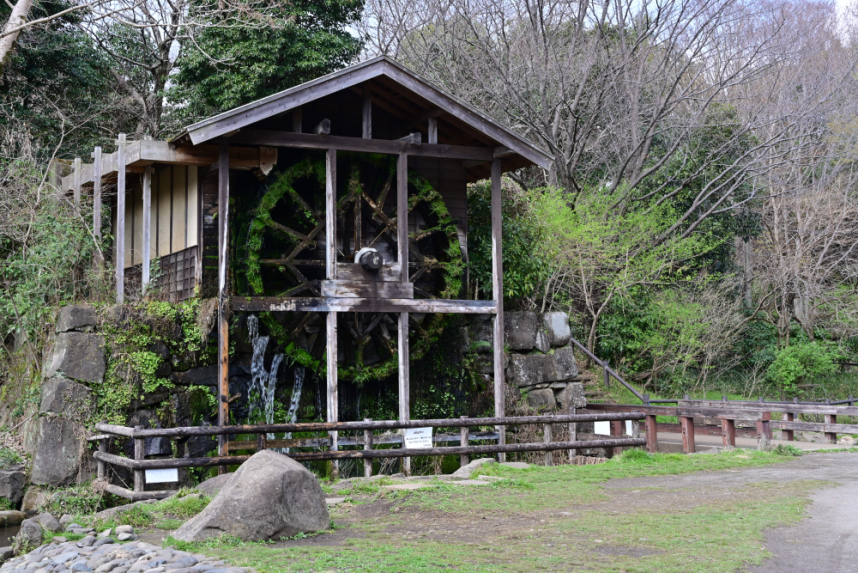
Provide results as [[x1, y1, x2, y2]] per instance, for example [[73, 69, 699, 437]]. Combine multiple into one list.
[[241, 153, 464, 380]]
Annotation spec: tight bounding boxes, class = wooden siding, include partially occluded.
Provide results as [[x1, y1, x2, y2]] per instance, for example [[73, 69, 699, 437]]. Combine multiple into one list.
[[408, 156, 468, 253]]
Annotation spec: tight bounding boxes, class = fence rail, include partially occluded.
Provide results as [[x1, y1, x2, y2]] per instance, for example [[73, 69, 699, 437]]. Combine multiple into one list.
[[92, 412, 647, 501]]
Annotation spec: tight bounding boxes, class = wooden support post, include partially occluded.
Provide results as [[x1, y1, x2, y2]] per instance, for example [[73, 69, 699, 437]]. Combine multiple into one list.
[[490, 159, 506, 463], [73, 157, 81, 205], [543, 423, 553, 466], [293, 107, 302, 133], [397, 153, 411, 476], [679, 416, 695, 454], [133, 426, 144, 493], [93, 147, 103, 243], [722, 418, 736, 448], [256, 433, 266, 452], [141, 165, 152, 294], [363, 419, 373, 478], [645, 415, 658, 453], [362, 84, 372, 139], [115, 134, 126, 304], [427, 118, 438, 144], [783, 412, 794, 441], [325, 147, 338, 479], [568, 406, 577, 460], [610, 419, 623, 457], [757, 412, 772, 450], [97, 436, 108, 480], [398, 311, 410, 476], [216, 140, 231, 474], [825, 413, 837, 444], [460, 416, 470, 467], [603, 360, 610, 389]]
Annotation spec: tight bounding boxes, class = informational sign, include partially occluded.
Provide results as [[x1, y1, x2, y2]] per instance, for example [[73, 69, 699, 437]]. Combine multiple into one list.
[[594, 421, 634, 436], [403, 427, 433, 449], [145, 468, 179, 484]]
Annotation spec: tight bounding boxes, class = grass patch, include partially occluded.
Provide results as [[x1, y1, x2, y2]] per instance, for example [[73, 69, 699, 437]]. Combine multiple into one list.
[[88, 490, 211, 531]]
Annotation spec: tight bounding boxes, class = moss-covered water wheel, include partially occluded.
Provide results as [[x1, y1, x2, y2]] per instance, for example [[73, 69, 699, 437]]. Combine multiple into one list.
[[242, 152, 464, 383]]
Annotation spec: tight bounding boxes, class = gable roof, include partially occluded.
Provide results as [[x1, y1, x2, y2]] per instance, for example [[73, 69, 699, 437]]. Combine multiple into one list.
[[174, 56, 552, 170]]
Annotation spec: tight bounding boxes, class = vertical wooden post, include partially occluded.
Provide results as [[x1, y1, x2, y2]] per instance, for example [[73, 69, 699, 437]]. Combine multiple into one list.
[[679, 416, 695, 454], [48, 159, 61, 190], [93, 147, 103, 240], [825, 413, 837, 444], [142, 166, 152, 294], [115, 134, 127, 304], [293, 107, 303, 133], [363, 419, 373, 478], [216, 140, 231, 474], [783, 412, 794, 441], [362, 84, 372, 139], [543, 423, 553, 466], [427, 118, 438, 144], [97, 436, 108, 480], [256, 432, 266, 452], [568, 406, 577, 460], [722, 418, 736, 448], [73, 157, 81, 205], [396, 153, 411, 476], [645, 415, 658, 453], [757, 411, 772, 450], [490, 159, 506, 463], [603, 360, 610, 389], [398, 312, 410, 476], [325, 147, 338, 479], [460, 416, 470, 467], [133, 426, 144, 493], [610, 419, 623, 457]]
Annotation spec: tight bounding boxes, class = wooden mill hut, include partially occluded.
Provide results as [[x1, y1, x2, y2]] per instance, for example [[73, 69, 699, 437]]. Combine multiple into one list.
[[58, 56, 553, 469]]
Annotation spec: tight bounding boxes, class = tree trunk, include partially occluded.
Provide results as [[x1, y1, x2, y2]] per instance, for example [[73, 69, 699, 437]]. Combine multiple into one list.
[[0, 0, 35, 78]]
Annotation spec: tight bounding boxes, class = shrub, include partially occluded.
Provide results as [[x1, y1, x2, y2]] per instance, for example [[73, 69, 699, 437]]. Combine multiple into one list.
[[766, 342, 840, 397]]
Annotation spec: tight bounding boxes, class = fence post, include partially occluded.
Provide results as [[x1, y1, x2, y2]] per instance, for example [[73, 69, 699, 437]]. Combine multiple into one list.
[[133, 426, 144, 493], [645, 415, 658, 453], [256, 432, 266, 452], [544, 423, 553, 466], [757, 412, 771, 450], [825, 413, 837, 444], [679, 416, 695, 454], [783, 412, 794, 442], [603, 360, 610, 389], [460, 416, 470, 468], [364, 419, 373, 478], [721, 418, 736, 448], [568, 406, 577, 461], [610, 419, 623, 457], [97, 436, 108, 480]]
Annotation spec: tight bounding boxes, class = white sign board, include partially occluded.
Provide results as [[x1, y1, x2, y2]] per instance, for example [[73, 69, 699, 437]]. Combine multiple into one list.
[[145, 468, 179, 484], [594, 421, 634, 436], [403, 427, 433, 449]]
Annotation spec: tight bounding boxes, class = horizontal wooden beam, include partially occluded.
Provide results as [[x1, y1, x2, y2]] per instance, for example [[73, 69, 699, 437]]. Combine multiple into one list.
[[585, 403, 768, 421], [769, 420, 858, 434], [677, 399, 858, 416], [228, 129, 496, 161], [231, 296, 498, 314], [226, 431, 501, 452], [103, 484, 174, 501]]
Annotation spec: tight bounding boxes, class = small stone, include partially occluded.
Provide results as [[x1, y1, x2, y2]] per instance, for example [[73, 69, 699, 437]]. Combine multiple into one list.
[[113, 526, 133, 536], [93, 539, 113, 548], [116, 534, 136, 542], [98, 530, 111, 539], [36, 514, 63, 534], [78, 537, 96, 548], [66, 525, 82, 531], [70, 563, 93, 573], [52, 552, 79, 565], [51, 537, 68, 545], [59, 516, 75, 527]]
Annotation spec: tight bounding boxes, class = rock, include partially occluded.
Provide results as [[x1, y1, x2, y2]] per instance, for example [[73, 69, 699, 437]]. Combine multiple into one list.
[[71, 562, 93, 572], [127, 411, 172, 457], [98, 529, 111, 538], [44, 332, 106, 384], [500, 462, 530, 470], [464, 316, 493, 354], [93, 538, 114, 547], [837, 435, 854, 445], [504, 312, 538, 350], [0, 546, 12, 561], [525, 388, 556, 409], [451, 457, 496, 479], [0, 511, 26, 526], [507, 354, 557, 387], [114, 526, 133, 535], [34, 513, 63, 533], [13, 519, 44, 555], [50, 537, 69, 545], [542, 312, 571, 347], [534, 329, 550, 354], [0, 467, 25, 507], [39, 378, 96, 421], [30, 417, 84, 486], [553, 346, 578, 381], [170, 365, 217, 387], [59, 515, 75, 527], [92, 500, 159, 522], [172, 450, 329, 542], [116, 534, 136, 542], [21, 486, 51, 512], [555, 383, 586, 411], [79, 536, 96, 547], [56, 307, 97, 333], [194, 475, 233, 499]]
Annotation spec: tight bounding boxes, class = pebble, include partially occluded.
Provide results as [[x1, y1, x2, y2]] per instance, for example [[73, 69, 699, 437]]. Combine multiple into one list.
[[0, 542, 252, 573]]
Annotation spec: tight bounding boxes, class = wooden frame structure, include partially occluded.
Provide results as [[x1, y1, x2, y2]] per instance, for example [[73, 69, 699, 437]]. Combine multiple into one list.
[[60, 57, 553, 476]]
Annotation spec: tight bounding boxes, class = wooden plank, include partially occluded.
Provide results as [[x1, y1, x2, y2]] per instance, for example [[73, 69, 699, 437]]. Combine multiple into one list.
[[428, 118, 438, 144], [645, 415, 658, 453], [399, 311, 410, 476], [336, 262, 401, 282], [397, 153, 409, 281], [93, 147, 103, 247], [757, 418, 771, 450], [225, 430, 501, 451], [770, 420, 858, 434], [544, 423, 553, 466], [364, 419, 373, 478], [229, 130, 496, 162], [680, 416, 695, 454], [363, 83, 372, 139], [133, 426, 144, 492], [491, 159, 506, 462], [116, 134, 127, 303], [217, 141, 230, 472], [321, 280, 413, 299], [326, 149, 337, 280], [722, 418, 736, 447], [783, 412, 794, 441], [73, 157, 81, 205], [568, 406, 577, 459], [104, 484, 174, 502], [232, 297, 498, 314], [326, 310, 339, 479], [293, 107, 302, 133], [97, 437, 108, 480], [142, 166, 152, 293], [678, 399, 858, 416], [460, 416, 470, 467], [825, 414, 837, 444], [585, 403, 768, 420]]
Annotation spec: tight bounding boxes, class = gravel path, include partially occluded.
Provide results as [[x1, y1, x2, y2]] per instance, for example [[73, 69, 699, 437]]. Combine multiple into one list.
[[0, 537, 252, 573]]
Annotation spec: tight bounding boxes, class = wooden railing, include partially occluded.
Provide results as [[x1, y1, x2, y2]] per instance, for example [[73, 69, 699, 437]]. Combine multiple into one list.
[[91, 412, 646, 501]]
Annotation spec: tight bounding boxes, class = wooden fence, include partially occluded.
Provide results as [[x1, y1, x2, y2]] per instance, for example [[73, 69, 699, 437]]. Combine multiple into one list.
[[91, 412, 646, 501]]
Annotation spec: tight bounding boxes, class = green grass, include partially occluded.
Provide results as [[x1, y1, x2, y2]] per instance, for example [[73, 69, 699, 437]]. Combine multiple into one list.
[[87, 491, 211, 531], [163, 448, 824, 573]]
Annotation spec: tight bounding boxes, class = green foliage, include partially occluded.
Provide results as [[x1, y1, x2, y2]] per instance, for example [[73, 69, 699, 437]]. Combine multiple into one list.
[[0, 447, 23, 469], [0, 498, 13, 511], [47, 485, 102, 516], [767, 342, 841, 397], [773, 444, 803, 457], [169, 0, 363, 123]]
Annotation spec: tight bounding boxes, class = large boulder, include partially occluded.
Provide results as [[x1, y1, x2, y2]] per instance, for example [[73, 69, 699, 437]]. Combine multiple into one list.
[[195, 474, 233, 498], [542, 312, 571, 347], [56, 306, 97, 333], [0, 511, 26, 527], [0, 467, 25, 508], [504, 312, 538, 351], [553, 346, 579, 381], [172, 450, 329, 542], [20, 487, 51, 512], [39, 378, 95, 421], [44, 332, 105, 383], [12, 519, 43, 555], [30, 417, 84, 486], [525, 388, 556, 409], [507, 354, 557, 387], [451, 457, 496, 479]]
